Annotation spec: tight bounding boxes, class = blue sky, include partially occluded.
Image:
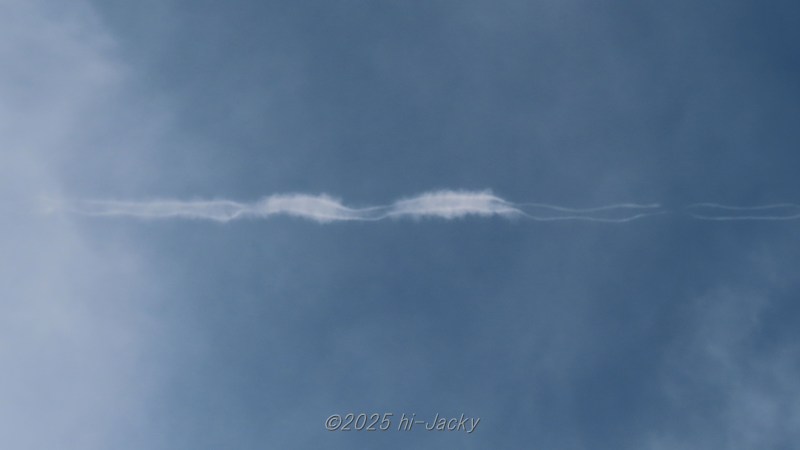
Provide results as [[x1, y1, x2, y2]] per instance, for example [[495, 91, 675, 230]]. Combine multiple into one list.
[[2, 1, 800, 449]]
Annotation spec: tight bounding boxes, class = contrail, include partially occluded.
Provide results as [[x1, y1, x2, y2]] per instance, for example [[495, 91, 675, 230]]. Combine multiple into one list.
[[51, 195, 386, 223], [44, 190, 665, 224], [383, 191, 523, 220], [58, 199, 249, 222], [518, 210, 669, 223], [515, 202, 665, 222], [686, 203, 800, 221], [687, 203, 800, 210], [517, 202, 662, 213], [45, 192, 800, 223]]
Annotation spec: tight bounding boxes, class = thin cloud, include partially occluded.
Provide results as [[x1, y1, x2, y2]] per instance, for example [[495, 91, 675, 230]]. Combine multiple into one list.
[[386, 190, 522, 219], [252, 194, 386, 223], [686, 203, 800, 221], [48, 193, 800, 223], [45, 190, 667, 223]]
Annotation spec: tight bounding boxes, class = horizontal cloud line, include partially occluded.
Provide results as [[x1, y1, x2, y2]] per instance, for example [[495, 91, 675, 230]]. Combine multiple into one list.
[[42, 192, 800, 223], [43, 190, 667, 223], [687, 213, 800, 221], [516, 202, 662, 213], [685, 203, 800, 221], [686, 203, 800, 211], [519, 211, 669, 223]]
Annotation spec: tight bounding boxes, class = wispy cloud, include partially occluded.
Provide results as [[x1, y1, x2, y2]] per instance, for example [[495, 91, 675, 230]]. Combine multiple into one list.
[[686, 203, 800, 221], [47, 193, 800, 224], [386, 190, 522, 219], [44, 190, 666, 223]]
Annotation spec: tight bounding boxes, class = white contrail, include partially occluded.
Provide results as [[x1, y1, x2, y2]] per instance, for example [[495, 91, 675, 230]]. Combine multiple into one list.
[[515, 202, 664, 222], [43, 194, 800, 223], [686, 203, 800, 221], [687, 214, 800, 221], [50, 195, 380, 223], [687, 203, 800, 210], [517, 202, 662, 213], [45, 190, 665, 223], [249, 194, 386, 223], [385, 190, 523, 219], [59, 199, 249, 222], [519, 210, 669, 223]]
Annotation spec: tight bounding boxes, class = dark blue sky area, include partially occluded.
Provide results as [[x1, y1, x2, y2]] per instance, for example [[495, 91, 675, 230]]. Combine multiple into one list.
[[87, 1, 800, 449], [5, 1, 799, 449]]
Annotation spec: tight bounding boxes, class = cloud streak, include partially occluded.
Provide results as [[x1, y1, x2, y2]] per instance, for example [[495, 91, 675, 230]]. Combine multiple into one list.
[[686, 203, 800, 221], [44, 190, 667, 223], [47, 193, 800, 224]]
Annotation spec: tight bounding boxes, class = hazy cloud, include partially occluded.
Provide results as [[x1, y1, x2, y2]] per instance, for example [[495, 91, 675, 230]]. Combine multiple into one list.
[[48, 190, 669, 223]]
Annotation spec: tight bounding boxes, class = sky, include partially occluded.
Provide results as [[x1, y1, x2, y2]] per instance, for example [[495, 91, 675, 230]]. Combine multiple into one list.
[[2, 0, 800, 448]]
